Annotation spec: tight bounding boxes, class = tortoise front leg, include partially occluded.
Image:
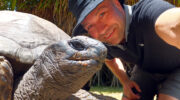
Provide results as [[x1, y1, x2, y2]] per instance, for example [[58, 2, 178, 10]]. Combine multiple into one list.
[[0, 56, 13, 100]]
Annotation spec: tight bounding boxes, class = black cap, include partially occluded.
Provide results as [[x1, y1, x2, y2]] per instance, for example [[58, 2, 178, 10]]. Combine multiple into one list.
[[69, 0, 104, 36]]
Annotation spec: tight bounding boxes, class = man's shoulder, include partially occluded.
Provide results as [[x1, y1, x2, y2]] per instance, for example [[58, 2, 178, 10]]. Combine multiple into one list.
[[132, 0, 170, 9], [130, 0, 174, 27], [132, 0, 175, 16]]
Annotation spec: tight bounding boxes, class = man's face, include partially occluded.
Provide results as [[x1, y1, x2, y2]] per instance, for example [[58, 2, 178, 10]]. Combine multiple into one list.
[[81, 0, 126, 45]]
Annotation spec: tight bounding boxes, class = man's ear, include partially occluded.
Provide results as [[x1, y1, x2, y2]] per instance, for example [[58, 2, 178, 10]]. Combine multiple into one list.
[[112, 0, 124, 12], [113, 0, 122, 8]]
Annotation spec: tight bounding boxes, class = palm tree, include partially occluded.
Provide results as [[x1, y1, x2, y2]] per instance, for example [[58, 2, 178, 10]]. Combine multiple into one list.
[[15, 0, 76, 36]]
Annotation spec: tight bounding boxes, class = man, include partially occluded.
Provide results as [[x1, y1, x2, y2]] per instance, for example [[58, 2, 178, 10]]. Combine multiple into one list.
[[68, 0, 180, 100]]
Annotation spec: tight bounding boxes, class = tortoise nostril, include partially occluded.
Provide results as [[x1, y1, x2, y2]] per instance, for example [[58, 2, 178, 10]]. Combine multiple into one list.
[[68, 40, 85, 51]]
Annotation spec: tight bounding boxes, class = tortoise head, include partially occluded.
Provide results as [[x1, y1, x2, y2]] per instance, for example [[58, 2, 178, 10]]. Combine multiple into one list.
[[14, 36, 107, 99], [40, 36, 107, 93]]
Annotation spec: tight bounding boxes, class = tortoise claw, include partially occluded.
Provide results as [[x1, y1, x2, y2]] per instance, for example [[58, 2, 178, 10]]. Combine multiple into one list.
[[0, 56, 13, 100]]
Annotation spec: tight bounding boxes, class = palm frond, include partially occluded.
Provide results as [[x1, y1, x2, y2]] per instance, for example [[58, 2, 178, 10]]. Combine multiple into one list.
[[15, 0, 76, 36]]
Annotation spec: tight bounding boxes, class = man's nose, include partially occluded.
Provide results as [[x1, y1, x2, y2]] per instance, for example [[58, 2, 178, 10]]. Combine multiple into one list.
[[95, 22, 107, 36]]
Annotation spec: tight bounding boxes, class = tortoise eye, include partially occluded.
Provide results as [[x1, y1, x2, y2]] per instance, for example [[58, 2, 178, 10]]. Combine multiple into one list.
[[68, 40, 85, 51]]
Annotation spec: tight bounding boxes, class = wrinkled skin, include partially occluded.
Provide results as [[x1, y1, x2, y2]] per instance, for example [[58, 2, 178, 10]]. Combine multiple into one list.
[[14, 36, 107, 100], [0, 11, 107, 100]]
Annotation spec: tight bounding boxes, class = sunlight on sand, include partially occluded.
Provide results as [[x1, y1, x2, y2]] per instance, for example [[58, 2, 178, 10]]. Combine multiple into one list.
[[91, 91, 123, 100]]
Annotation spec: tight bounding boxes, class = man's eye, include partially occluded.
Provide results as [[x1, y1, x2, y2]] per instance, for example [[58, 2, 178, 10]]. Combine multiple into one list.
[[99, 12, 105, 17], [87, 25, 93, 30]]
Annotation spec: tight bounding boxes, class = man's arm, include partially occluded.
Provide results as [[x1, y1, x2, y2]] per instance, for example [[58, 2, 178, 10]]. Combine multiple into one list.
[[155, 7, 180, 49], [105, 58, 128, 85], [105, 58, 141, 100]]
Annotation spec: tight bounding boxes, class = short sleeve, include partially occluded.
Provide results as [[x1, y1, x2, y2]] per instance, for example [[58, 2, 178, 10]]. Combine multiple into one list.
[[132, 0, 175, 27]]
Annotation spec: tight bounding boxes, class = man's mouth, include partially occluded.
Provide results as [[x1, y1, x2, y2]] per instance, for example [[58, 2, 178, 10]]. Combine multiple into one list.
[[105, 28, 115, 40]]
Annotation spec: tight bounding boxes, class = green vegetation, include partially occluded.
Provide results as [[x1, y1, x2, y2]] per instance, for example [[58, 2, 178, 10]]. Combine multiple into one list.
[[91, 86, 123, 93], [90, 86, 157, 100]]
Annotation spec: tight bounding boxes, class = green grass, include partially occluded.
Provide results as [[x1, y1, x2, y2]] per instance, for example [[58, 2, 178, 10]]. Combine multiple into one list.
[[90, 86, 157, 100], [90, 86, 123, 100]]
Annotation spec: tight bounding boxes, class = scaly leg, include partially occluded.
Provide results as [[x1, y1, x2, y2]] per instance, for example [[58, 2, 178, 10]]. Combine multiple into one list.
[[0, 56, 13, 100]]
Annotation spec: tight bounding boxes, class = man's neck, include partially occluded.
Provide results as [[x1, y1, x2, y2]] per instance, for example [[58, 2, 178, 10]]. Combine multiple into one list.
[[124, 4, 132, 42]]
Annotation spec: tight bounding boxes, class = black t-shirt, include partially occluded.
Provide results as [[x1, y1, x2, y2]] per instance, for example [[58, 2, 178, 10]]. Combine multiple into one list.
[[106, 0, 180, 73]]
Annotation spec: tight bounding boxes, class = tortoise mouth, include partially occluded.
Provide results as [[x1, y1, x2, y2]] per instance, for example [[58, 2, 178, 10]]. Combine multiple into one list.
[[68, 58, 89, 61], [67, 52, 99, 62], [67, 58, 100, 68]]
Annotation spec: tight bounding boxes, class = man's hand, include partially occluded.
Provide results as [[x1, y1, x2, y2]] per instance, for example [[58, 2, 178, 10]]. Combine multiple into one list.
[[123, 80, 141, 100], [105, 59, 141, 99]]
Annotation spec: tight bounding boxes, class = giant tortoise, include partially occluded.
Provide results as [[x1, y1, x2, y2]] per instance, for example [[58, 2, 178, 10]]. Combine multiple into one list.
[[0, 11, 108, 100]]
